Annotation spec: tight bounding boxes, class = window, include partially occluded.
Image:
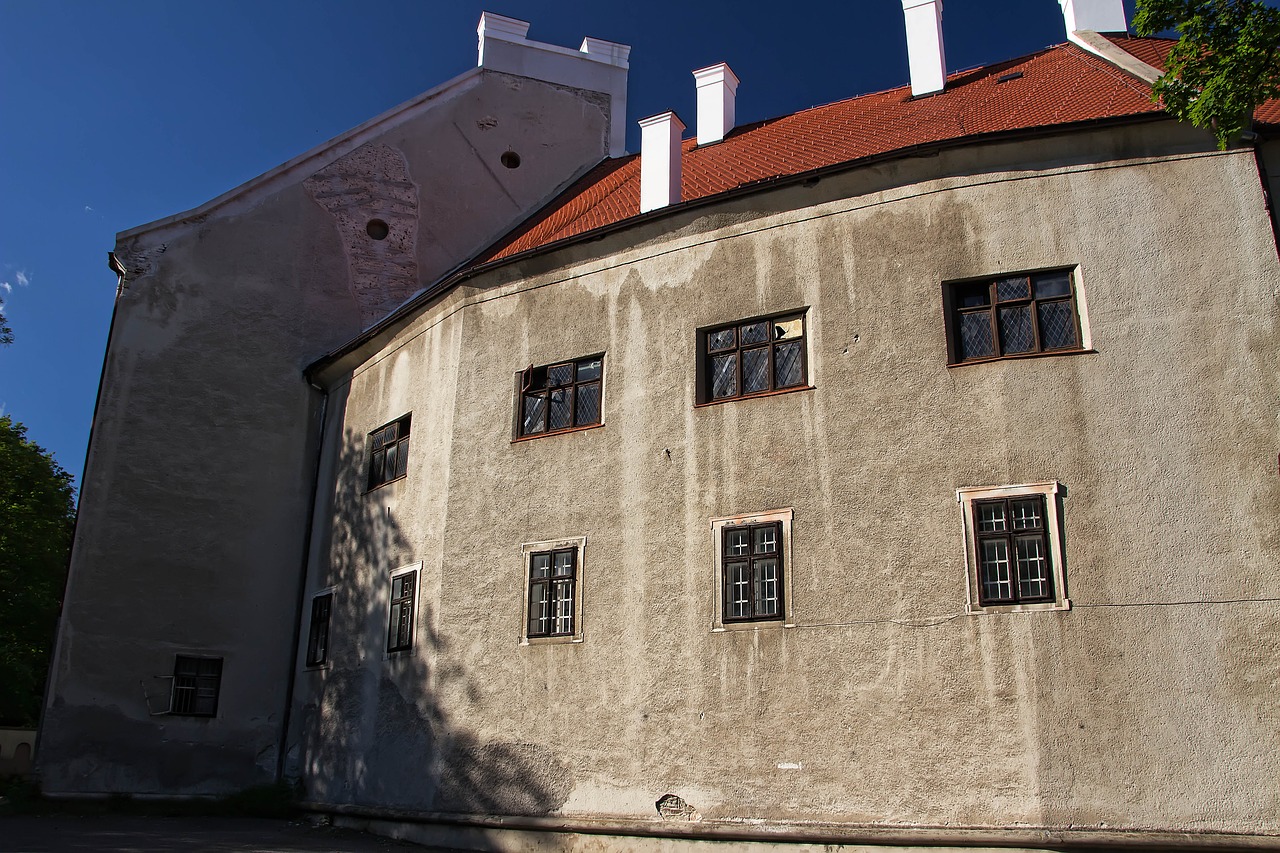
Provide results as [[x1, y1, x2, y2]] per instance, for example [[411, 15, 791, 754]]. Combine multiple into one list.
[[945, 269, 1084, 363], [699, 311, 807, 403], [171, 656, 222, 717], [386, 565, 419, 653], [520, 537, 586, 644], [958, 482, 1070, 613], [711, 509, 796, 630], [517, 355, 603, 438], [368, 415, 410, 490], [305, 592, 333, 667]]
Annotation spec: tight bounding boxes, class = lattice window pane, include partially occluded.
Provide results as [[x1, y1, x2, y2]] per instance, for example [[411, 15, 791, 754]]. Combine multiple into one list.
[[548, 364, 574, 386], [774, 341, 803, 388], [726, 562, 751, 619], [552, 580, 575, 634], [522, 394, 546, 435], [528, 581, 550, 635], [1015, 536, 1050, 599], [740, 322, 770, 345], [711, 353, 737, 399], [1037, 300, 1078, 350], [1011, 499, 1043, 530], [999, 305, 1035, 353], [575, 382, 601, 426], [549, 388, 572, 430], [959, 312, 994, 360], [978, 502, 1007, 532], [709, 328, 736, 351], [742, 348, 769, 394], [980, 540, 1012, 601], [995, 276, 1030, 301], [395, 439, 409, 478], [754, 558, 780, 617]]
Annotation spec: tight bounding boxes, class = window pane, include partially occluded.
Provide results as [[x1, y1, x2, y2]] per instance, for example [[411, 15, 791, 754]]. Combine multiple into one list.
[[955, 282, 990, 308], [774, 341, 803, 388], [742, 348, 769, 394], [773, 317, 803, 340], [977, 502, 1006, 532], [726, 562, 750, 619], [575, 382, 601, 426], [708, 328, 736, 351], [370, 448, 385, 484], [552, 579, 575, 634], [740, 322, 770, 345], [576, 358, 602, 381], [553, 549, 575, 577], [995, 276, 1030, 301], [525, 366, 548, 390], [753, 525, 778, 554], [711, 353, 737, 399], [530, 553, 551, 578], [998, 305, 1035, 353], [1037, 300, 1078, 350], [1033, 271, 1072, 299], [1015, 536, 1051, 599], [549, 388, 572, 430], [1010, 498, 1043, 530], [959, 312, 994, 360], [528, 581, 550, 635], [548, 363, 574, 386], [395, 438, 409, 478], [980, 540, 1012, 601], [383, 444, 398, 482], [754, 558, 780, 617], [726, 528, 750, 556], [522, 394, 547, 434]]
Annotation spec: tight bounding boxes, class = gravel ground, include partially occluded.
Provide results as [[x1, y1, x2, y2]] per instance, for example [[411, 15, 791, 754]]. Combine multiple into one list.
[[0, 815, 464, 852]]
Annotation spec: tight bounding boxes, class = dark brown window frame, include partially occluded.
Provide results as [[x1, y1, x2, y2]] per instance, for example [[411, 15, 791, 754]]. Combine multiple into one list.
[[171, 655, 222, 717], [526, 547, 578, 638], [514, 354, 604, 440], [943, 268, 1084, 365], [367, 414, 411, 491], [387, 570, 416, 653], [697, 310, 809, 405], [720, 521, 785, 623], [305, 592, 333, 667], [972, 495, 1055, 607]]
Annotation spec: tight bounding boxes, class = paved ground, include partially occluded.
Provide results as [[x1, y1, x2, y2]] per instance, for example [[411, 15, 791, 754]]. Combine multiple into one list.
[[0, 816, 463, 852]]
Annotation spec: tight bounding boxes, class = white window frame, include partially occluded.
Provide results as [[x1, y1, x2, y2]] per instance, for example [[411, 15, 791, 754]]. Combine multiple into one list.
[[520, 536, 587, 646], [957, 482, 1070, 614], [385, 562, 421, 657], [711, 508, 796, 632]]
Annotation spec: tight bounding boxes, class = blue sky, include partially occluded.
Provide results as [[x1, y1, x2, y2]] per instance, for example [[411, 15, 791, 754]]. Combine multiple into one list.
[[0, 0, 1141, 492]]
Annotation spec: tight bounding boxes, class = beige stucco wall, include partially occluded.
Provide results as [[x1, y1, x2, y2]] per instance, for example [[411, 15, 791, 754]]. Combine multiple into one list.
[[295, 122, 1280, 839], [38, 68, 615, 796]]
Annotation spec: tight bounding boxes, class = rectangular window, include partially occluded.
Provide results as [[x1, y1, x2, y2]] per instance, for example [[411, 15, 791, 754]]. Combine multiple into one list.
[[305, 592, 333, 667], [386, 567, 418, 653], [945, 269, 1083, 364], [958, 482, 1070, 613], [517, 355, 603, 438], [368, 415, 410, 490], [711, 509, 795, 630], [520, 537, 586, 644], [699, 312, 807, 403], [171, 655, 222, 717]]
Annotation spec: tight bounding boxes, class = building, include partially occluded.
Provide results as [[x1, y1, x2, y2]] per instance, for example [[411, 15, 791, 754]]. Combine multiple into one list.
[[38, 1, 1280, 850]]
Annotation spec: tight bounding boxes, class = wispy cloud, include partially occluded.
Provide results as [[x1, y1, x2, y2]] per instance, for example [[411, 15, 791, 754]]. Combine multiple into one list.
[[0, 282, 10, 295], [84, 205, 95, 213], [14, 271, 29, 288]]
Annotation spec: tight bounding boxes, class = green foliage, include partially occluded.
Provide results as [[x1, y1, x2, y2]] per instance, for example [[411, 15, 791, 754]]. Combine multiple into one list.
[[1135, 0, 1280, 149], [0, 416, 75, 726], [0, 308, 11, 346]]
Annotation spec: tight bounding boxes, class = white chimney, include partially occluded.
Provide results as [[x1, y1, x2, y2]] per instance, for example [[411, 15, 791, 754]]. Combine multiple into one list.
[[901, 0, 946, 97], [638, 112, 685, 213], [1060, 0, 1128, 34], [693, 63, 740, 145]]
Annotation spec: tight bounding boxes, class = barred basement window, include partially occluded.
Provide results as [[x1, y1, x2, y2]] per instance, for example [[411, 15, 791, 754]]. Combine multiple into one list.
[[520, 537, 586, 644], [305, 592, 333, 667], [517, 355, 603, 438], [945, 269, 1083, 363], [958, 482, 1070, 613], [368, 415, 410, 490], [699, 312, 807, 403], [711, 508, 795, 630], [386, 566, 418, 653], [171, 656, 222, 717]]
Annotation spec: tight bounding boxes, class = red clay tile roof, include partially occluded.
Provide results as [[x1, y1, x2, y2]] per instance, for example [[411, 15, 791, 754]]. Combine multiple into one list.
[[473, 37, 1272, 266]]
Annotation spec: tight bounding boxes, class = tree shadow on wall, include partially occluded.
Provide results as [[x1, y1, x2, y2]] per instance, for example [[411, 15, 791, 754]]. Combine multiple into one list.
[[292, 426, 568, 819]]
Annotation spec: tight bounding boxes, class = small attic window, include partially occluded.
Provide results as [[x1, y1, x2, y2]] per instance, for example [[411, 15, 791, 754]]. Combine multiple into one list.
[[366, 219, 389, 240], [501, 150, 521, 169], [996, 71, 1024, 84]]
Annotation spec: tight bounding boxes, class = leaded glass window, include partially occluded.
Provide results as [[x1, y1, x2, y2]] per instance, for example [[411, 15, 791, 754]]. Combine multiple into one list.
[[973, 495, 1054, 606], [948, 270, 1082, 363], [519, 355, 604, 438], [368, 415, 411, 490], [703, 312, 807, 403], [721, 521, 784, 622]]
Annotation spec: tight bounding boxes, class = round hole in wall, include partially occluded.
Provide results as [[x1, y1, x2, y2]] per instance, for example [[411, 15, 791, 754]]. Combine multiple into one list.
[[366, 219, 389, 240], [500, 150, 521, 169]]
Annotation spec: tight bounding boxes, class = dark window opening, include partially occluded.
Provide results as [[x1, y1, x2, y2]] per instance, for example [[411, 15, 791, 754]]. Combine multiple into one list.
[[518, 355, 603, 438], [306, 593, 333, 667], [171, 655, 222, 717], [946, 269, 1082, 363], [368, 415, 410, 490], [721, 521, 784, 622], [387, 572, 416, 653], [527, 548, 577, 638], [700, 312, 807, 403]]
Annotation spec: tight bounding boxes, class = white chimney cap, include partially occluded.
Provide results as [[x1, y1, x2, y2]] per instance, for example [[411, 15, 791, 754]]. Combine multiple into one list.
[[1059, 0, 1128, 34], [693, 63, 740, 145], [638, 111, 685, 213]]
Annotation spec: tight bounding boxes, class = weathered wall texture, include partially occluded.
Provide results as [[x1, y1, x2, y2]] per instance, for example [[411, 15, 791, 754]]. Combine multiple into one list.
[[38, 68, 615, 796], [295, 123, 1280, 838]]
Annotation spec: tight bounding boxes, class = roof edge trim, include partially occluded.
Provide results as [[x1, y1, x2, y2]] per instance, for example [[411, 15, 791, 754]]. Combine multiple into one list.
[[1069, 30, 1162, 83]]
